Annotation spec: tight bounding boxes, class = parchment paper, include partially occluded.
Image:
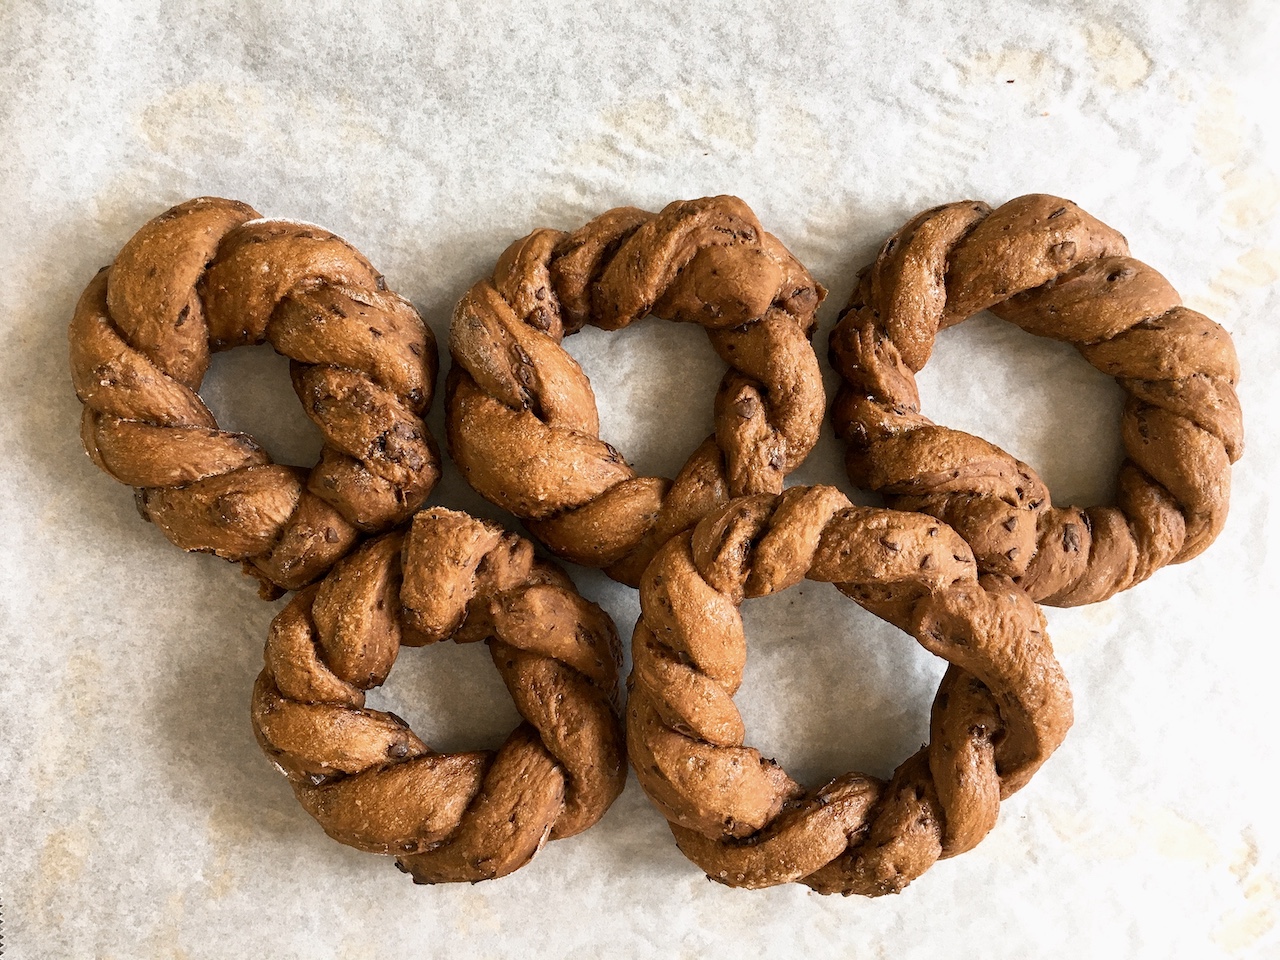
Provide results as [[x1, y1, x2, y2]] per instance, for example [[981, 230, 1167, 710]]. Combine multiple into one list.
[[2, 2, 1279, 957]]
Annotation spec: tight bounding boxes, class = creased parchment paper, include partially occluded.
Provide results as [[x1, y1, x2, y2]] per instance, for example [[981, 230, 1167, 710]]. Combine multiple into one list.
[[2, 2, 1279, 957]]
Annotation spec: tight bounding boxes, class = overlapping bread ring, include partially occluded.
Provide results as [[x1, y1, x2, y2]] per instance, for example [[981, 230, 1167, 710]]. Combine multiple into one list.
[[252, 506, 626, 883], [626, 485, 1073, 895], [69, 197, 441, 596], [830, 194, 1244, 606], [446, 196, 826, 585]]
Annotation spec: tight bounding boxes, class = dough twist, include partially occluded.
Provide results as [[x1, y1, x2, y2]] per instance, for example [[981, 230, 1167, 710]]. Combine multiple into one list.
[[446, 196, 825, 585], [627, 486, 1072, 895], [70, 197, 440, 596], [253, 507, 626, 883], [830, 195, 1243, 606]]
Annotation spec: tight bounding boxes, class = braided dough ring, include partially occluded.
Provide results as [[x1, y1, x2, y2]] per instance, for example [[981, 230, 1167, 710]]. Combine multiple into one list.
[[830, 195, 1243, 607], [252, 507, 626, 883], [70, 197, 441, 596], [627, 486, 1072, 895], [446, 196, 826, 585]]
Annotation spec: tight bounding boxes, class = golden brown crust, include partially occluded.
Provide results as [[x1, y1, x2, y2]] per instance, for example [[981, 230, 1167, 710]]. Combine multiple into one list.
[[626, 486, 1072, 895], [252, 508, 626, 883], [69, 198, 441, 596], [830, 195, 1243, 606], [447, 196, 826, 585]]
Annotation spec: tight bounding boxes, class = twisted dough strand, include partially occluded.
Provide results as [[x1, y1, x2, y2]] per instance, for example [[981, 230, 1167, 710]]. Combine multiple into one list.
[[830, 195, 1243, 606], [69, 198, 440, 596], [627, 486, 1072, 895], [253, 507, 626, 883], [447, 196, 826, 585]]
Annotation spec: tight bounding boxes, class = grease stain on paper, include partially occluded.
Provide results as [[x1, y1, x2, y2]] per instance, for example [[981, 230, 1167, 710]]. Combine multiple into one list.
[[542, 85, 835, 227], [32, 809, 102, 924], [1222, 170, 1280, 231], [204, 801, 251, 899], [1195, 84, 1245, 170], [37, 824, 90, 887], [34, 647, 106, 793], [601, 87, 758, 155], [336, 942, 380, 960], [1214, 835, 1279, 954], [1047, 810, 1280, 951], [140, 83, 282, 158], [1048, 804, 1218, 863], [1231, 827, 1260, 883], [954, 44, 1080, 124], [539, 86, 754, 223], [145, 892, 190, 960], [202, 797, 301, 899], [1193, 84, 1280, 233], [1185, 247, 1280, 322], [1083, 25, 1152, 90], [137, 82, 391, 164], [965, 47, 1051, 85], [64, 647, 106, 719], [550, 84, 759, 195], [334, 890, 402, 959], [453, 892, 503, 937], [960, 46, 1068, 105], [1041, 601, 1117, 656]]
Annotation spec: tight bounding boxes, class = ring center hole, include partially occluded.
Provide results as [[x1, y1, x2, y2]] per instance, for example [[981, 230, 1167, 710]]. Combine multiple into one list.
[[199, 344, 325, 468], [363, 639, 522, 753], [733, 584, 946, 787], [562, 317, 723, 479], [915, 313, 1126, 507]]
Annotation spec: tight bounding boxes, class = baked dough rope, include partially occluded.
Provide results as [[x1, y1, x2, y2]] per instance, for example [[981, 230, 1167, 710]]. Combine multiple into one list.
[[446, 196, 826, 586], [829, 195, 1243, 607], [252, 507, 626, 884], [626, 485, 1072, 895], [69, 197, 440, 597]]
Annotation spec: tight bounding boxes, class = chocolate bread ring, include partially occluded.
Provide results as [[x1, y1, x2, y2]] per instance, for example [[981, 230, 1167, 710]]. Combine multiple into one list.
[[252, 507, 626, 883], [446, 196, 826, 585], [70, 198, 440, 596], [626, 486, 1072, 895], [829, 195, 1242, 606]]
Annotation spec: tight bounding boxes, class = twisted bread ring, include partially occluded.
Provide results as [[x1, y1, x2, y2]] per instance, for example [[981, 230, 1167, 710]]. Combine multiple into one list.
[[830, 195, 1243, 606], [252, 507, 626, 883], [627, 486, 1072, 895], [70, 197, 441, 597], [446, 196, 826, 585]]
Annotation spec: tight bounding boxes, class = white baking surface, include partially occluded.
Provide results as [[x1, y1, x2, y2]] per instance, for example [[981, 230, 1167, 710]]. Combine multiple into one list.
[[2, 2, 1279, 957]]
